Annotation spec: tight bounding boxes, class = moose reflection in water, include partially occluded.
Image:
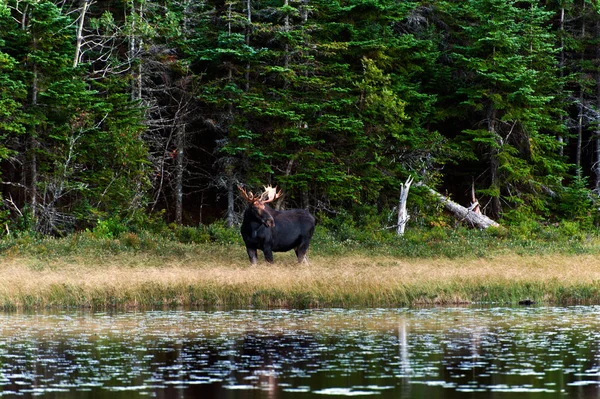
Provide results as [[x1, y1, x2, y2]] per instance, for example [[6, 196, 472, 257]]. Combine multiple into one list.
[[238, 185, 315, 264]]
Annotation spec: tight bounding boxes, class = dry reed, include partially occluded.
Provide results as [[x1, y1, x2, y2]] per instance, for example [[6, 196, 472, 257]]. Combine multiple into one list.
[[0, 253, 598, 309]]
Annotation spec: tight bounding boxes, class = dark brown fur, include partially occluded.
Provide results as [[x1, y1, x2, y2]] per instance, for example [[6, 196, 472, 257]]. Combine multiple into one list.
[[239, 186, 315, 264]]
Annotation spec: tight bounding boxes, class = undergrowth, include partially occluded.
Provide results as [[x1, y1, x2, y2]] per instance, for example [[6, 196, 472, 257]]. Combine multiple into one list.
[[0, 221, 599, 309], [0, 219, 598, 261]]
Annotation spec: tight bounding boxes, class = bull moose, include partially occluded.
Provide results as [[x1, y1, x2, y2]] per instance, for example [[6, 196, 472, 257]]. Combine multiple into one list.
[[238, 185, 315, 264]]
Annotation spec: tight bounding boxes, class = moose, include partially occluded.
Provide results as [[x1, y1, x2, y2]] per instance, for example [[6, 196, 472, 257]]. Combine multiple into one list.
[[238, 185, 315, 264]]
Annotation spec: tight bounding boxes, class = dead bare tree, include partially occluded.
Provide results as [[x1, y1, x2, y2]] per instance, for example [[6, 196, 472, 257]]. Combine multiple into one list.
[[396, 176, 413, 235], [416, 183, 500, 229]]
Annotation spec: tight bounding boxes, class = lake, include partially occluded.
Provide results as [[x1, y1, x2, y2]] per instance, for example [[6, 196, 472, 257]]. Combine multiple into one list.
[[0, 306, 598, 398]]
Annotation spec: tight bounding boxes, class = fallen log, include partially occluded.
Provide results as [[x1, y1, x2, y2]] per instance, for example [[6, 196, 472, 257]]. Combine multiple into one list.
[[416, 183, 500, 229]]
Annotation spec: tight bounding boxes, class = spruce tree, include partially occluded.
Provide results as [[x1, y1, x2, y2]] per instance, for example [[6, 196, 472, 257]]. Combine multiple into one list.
[[0, 0, 149, 233], [448, 0, 566, 219]]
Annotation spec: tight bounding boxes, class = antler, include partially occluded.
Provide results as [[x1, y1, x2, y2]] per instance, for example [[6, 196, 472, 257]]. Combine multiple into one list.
[[237, 185, 255, 203], [239, 184, 282, 203], [259, 185, 282, 203]]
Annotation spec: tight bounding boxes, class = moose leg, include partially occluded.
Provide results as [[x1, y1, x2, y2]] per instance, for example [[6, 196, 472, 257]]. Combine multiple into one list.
[[263, 246, 274, 263], [295, 243, 310, 264], [246, 248, 258, 264]]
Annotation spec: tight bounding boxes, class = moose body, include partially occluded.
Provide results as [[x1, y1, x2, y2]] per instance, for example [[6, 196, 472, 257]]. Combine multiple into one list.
[[239, 185, 315, 264]]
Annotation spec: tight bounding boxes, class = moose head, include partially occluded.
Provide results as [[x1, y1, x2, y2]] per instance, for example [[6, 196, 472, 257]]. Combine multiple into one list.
[[237, 185, 282, 227]]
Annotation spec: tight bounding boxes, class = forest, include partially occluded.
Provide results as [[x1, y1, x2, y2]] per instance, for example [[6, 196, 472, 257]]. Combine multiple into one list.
[[1, 0, 600, 236]]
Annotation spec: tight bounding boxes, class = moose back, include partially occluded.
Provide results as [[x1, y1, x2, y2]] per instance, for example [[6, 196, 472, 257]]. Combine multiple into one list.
[[238, 185, 315, 264]]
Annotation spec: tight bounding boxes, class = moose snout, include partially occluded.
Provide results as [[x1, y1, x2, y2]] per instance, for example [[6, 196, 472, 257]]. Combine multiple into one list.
[[265, 218, 275, 228]]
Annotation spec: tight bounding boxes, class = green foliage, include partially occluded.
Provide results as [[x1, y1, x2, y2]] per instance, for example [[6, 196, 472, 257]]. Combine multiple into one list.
[[207, 222, 243, 245], [90, 218, 129, 240], [0, 4, 26, 166], [446, 0, 566, 217], [556, 221, 586, 241], [553, 174, 596, 229], [170, 225, 211, 244], [1, 0, 600, 233], [0, 0, 149, 234]]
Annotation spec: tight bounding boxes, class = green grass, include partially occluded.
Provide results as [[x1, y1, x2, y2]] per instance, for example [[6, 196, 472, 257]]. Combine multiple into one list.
[[3, 220, 599, 261]]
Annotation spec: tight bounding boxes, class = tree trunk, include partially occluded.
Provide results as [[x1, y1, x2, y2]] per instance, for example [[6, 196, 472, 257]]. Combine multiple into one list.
[[245, 0, 252, 92], [73, 0, 89, 68], [470, 178, 481, 214], [303, 189, 309, 211], [199, 191, 204, 225], [275, 158, 294, 211], [29, 135, 38, 221], [417, 183, 500, 229], [487, 105, 501, 217], [595, 18, 600, 191], [595, 129, 600, 192], [175, 126, 184, 224], [226, 178, 235, 227], [130, 0, 143, 101], [558, 6, 565, 157], [576, 2, 586, 177], [284, 0, 290, 71], [30, 36, 39, 221], [396, 176, 413, 235], [577, 92, 583, 176]]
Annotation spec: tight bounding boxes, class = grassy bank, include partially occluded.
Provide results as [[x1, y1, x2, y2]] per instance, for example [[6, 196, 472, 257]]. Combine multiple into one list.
[[1, 253, 600, 309], [0, 225, 599, 309]]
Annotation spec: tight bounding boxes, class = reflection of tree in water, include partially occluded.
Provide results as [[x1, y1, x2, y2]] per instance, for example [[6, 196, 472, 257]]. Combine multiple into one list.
[[3, 309, 600, 398], [399, 319, 412, 398], [227, 331, 323, 395], [185, 328, 406, 397]]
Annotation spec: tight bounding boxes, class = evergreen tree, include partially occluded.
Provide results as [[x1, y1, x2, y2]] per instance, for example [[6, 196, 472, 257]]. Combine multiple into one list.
[[448, 0, 566, 219], [2, 0, 600, 232], [0, 0, 149, 233], [0, 4, 26, 163], [349, 1, 447, 196]]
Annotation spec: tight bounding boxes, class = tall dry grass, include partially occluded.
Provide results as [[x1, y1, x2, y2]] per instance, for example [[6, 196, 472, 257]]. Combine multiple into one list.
[[0, 253, 599, 309]]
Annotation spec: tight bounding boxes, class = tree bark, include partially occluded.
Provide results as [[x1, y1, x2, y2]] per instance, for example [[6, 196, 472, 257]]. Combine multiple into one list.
[[558, 6, 565, 157], [487, 105, 501, 217], [29, 135, 38, 220], [129, 0, 143, 101], [595, 17, 600, 191], [73, 0, 89, 68], [576, 1, 586, 177], [275, 158, 294, 211], [284, 0, 290, 71], [577, 92, 583, 176], [30, 34, 39, 221], [396, 176, 413, 235], [175, 125, 184, 224], [417, 183, 500, 229], [245, 0, 252, 92], [226, 178, 235, 227]]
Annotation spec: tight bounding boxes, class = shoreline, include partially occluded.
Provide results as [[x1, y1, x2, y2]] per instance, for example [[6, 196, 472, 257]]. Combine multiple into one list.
[[0, 253, 598, 309]]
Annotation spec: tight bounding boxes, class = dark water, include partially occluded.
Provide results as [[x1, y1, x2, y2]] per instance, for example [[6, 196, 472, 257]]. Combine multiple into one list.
[[0, 306, 599, 398]]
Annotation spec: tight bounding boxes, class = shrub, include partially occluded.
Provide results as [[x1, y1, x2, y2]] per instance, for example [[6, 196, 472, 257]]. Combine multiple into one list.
[[120, 232, 141, 249], [91, 217, 128, 239], [557, 221, 585, 242], [171, 225, 211, 244], [555, 174, 596, 229], [311, 227, 347, 255], [208, 222, 242, 245]]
